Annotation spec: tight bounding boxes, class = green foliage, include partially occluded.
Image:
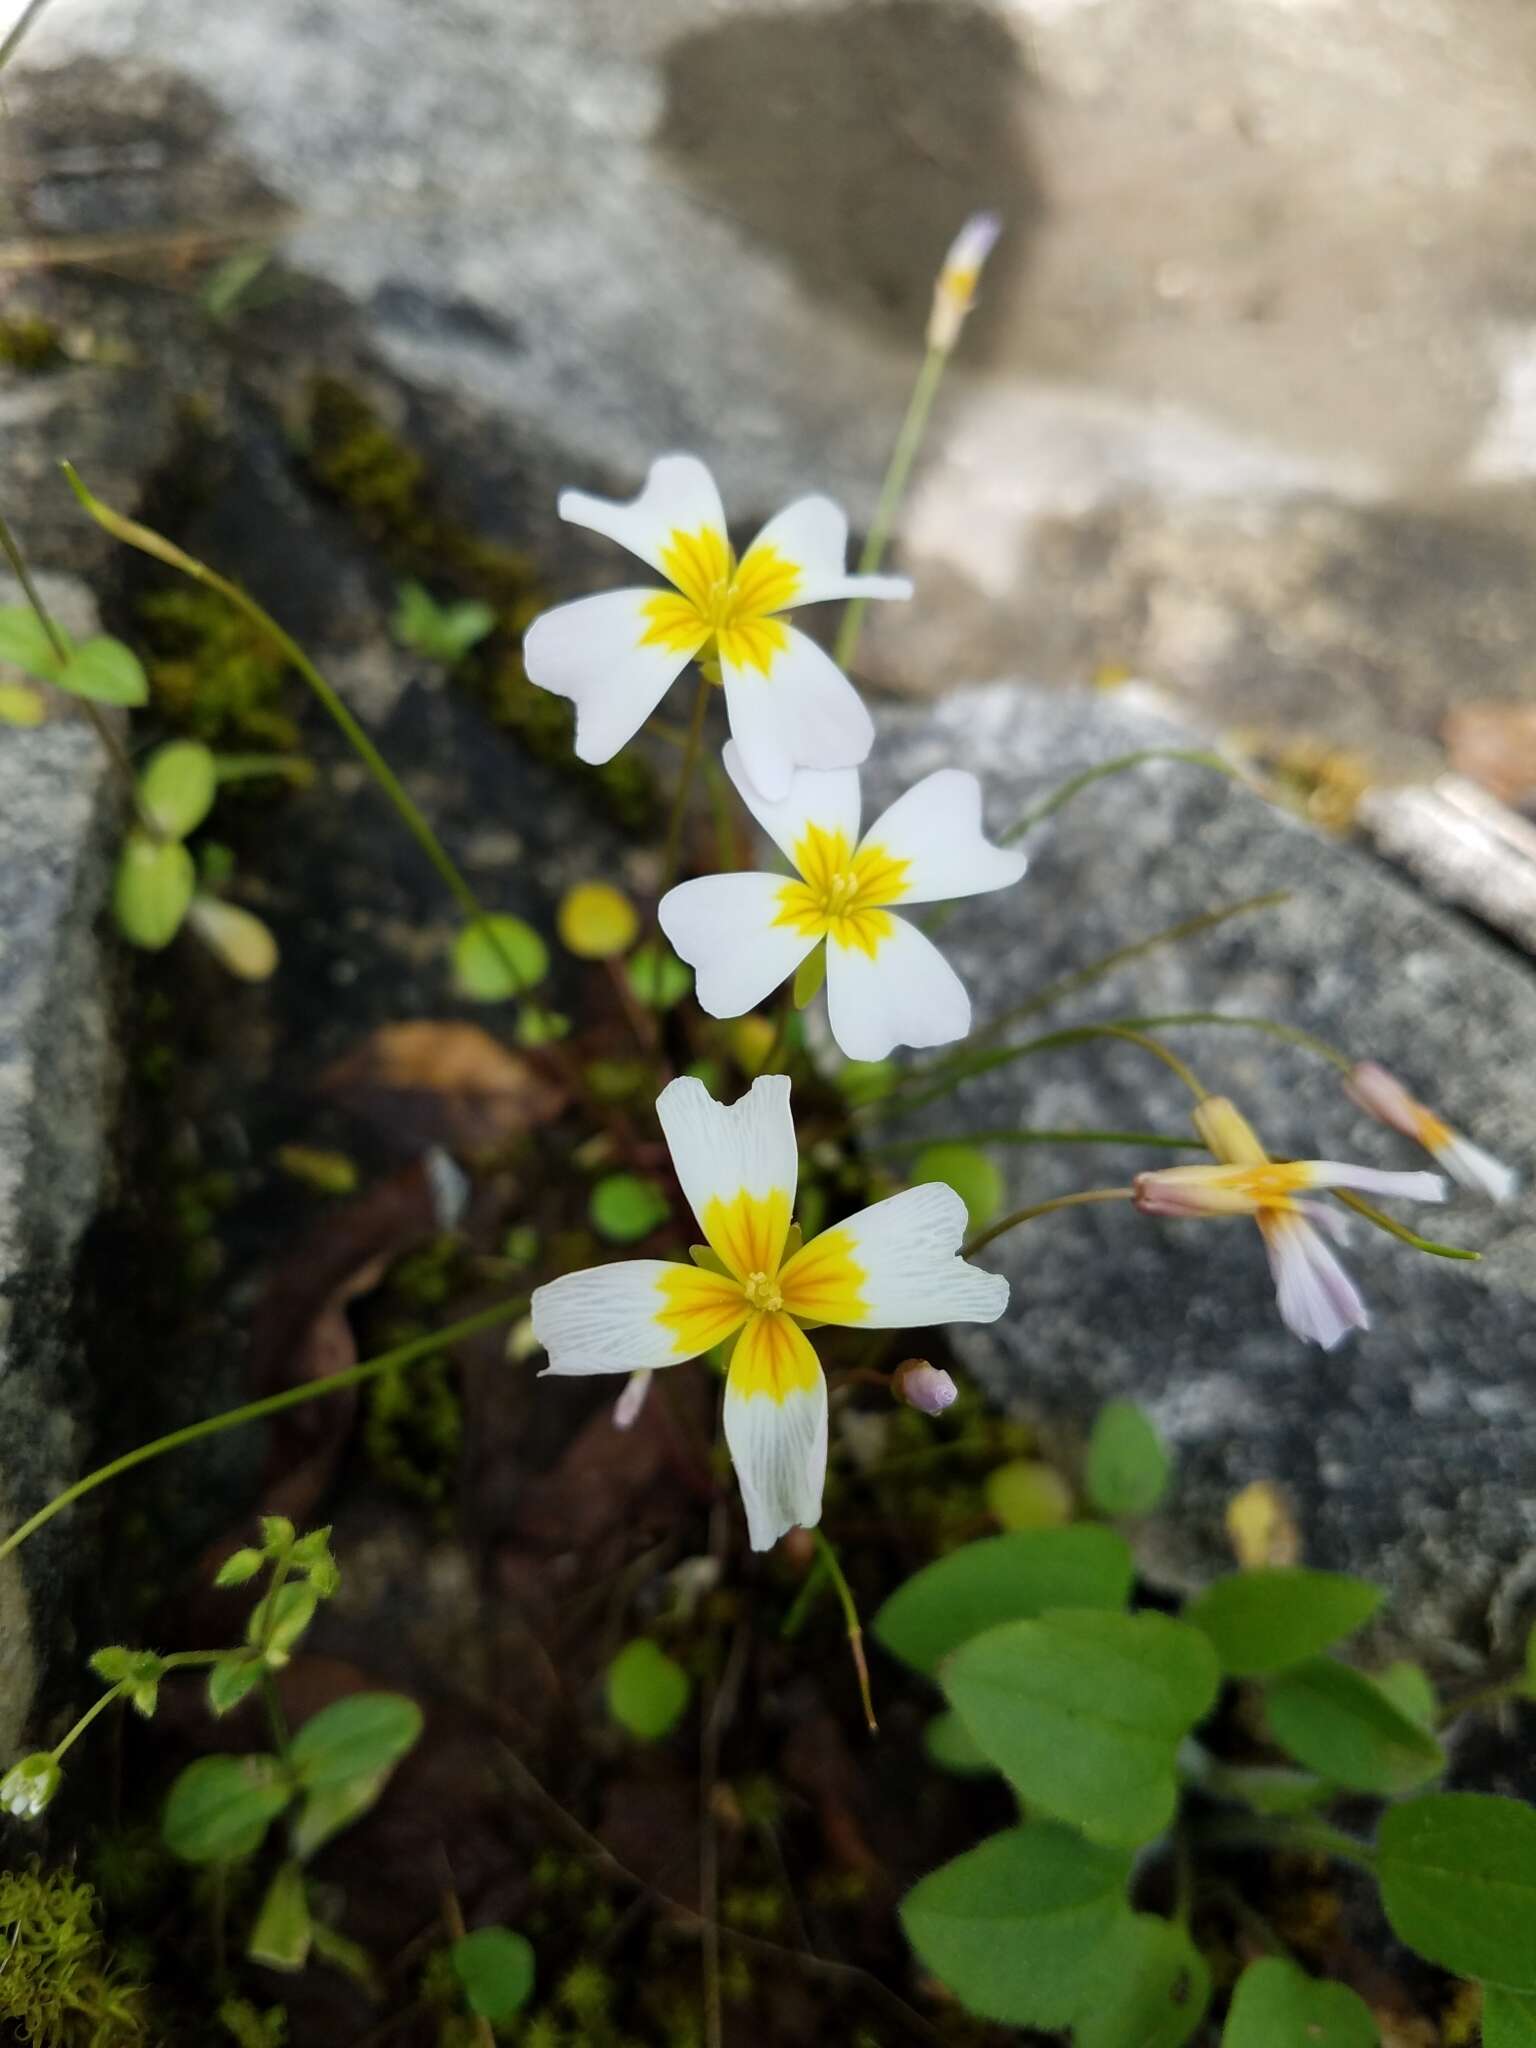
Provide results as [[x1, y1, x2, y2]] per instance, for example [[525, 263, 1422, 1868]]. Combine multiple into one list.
[[1187, 1569, 1383, 1678], [246, 1860, 312, 1973], [161, 1754, 292, 1865], [626, 938, 692, 1009], [1220, 1958, 1378, 2046], [921, 1709, 992, 1775], [873, 1525, 1134, 1676], [941, 1610, 1220, 1845], [137, 584, 298, 748], [590, 1173, 671, 1244], [392, 579, 496, 662], [88, 1647, 166, 1718], [1075, 1914, 1210, 2048], [1377, 1793, 1536, 1989], [218, 1998, 289, 2047], [364, 1349, 462, 1505], [1263, 1658, 1444, 1794], [985, 1455, 1073, 1530], [1085, 1398, 1170, 1516], [836, 1058, 897, 1106], [289, 1693, 423, 1789], [138, 739, 218, 838], [57, 637, 149, 706], [900, 1821, 1130, 2027], [1485, 1987, 1536, 2047], [792, 944, 826, 1008], [0, 680, 45, 724], [909, 1142, 1003, 1232], [450, 1927, 537, 2021], [606, 1639, 692, 1740], [113, 834, 195, 950], [0, 1864, 151, 2046], [453, 914, 549, 1000], [0, 606, 61, 680]]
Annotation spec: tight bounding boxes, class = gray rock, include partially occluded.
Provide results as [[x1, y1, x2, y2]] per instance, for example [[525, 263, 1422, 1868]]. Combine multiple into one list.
[[0, 576, 120, 1754], [866, 681, 1536, 1657]]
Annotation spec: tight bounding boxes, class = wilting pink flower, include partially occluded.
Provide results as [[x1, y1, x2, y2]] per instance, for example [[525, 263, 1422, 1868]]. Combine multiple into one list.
[[893, 1359, 958, 1415], [1346, 1061, 1517, 1205]]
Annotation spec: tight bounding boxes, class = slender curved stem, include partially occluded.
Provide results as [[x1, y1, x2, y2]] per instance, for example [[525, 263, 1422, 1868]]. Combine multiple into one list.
[[0, 0, 53, 74], [1001, 747, 1244, 844], [963, 1186, 1134, 1259], [889, 1022, 1211, 1120], [1116, 1009, 1354, 1074], [868, 1124, 1198, 1157], [811, 1530, 877, 1734], [833, 344, 947, 674], [1330, 1189, 1479, 1262], [52, 1681, 126, 1761], [0, 1298, 526, 1566]]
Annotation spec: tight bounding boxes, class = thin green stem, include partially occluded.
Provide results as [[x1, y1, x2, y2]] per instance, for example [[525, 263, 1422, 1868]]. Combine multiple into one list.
[[811, 1530, 877, 1734], [833, 344, 947, 674], [1002, 748, 1244, 844], [962, 1186, 1134, 1259], [260, 1671, 292, 1760], [1330, 1189, 1479, 1262], [1193, 1815, 1377, 1874], [0, 1298, 526, 1566], [52, 1683, 127, 1762], [779, 1555, 830, 1641], [1115, 1010, 1354, 1074], [887, 1022, 1212, 1121], [867, 1124, 1198, 1157], [757, 980, 798, 1079], [659, 674, 711, 897]]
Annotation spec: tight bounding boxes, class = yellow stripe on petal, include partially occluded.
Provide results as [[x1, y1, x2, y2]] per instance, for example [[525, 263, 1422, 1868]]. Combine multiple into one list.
[[700, 1187, 793, 1285], [656, 1265, 751, 1354], [772, 823, 911, 959], [640, 590, 711, 659], [731, 541, 802, 618], [659, 525, 733, 614], [716, 612, 790, 677], [728, 1310, 822, 1403], [778, 1226, 868, 1326]]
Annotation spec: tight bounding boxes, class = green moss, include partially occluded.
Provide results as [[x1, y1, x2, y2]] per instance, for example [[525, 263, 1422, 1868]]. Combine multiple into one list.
[[0, 314, 65, 373], [136, 584, 300, 750], [362, 1349, 462, 1507], [0, 1864, 151, 2046]]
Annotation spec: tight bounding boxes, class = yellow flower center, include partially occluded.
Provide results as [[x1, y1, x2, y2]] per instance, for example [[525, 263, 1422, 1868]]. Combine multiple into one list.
[[639, 525, 801, 679], [743, 1270, 784, 1313], [773, 822, 912, 959]]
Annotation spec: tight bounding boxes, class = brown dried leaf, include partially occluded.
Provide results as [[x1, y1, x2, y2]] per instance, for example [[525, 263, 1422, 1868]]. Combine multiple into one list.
[[321, 1020, 567, 1153]]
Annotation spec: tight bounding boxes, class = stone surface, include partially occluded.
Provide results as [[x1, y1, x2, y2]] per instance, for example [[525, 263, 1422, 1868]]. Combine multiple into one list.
[[0, 577, 120, 1756], [866, 681, 1536, 1657]]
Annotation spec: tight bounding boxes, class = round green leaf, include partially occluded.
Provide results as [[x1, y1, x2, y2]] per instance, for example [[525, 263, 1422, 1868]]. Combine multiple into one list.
[[1264, 1659, 1444, 1795], [113, 834, 195, 950], [1373, 1660, 1437, 1728], [922, 1709, 993, 1776], [984, 1457, 1073, 1531], [1076, 1913, 1211, 2048], [1221, 1957, 1379, 2047], [451, 1927, 536, 2022], [1187, 1569, 1384, 1678], [589, 1173, 671, 1244], [942, 1610, 1221, 1846], [139, 740, 218, 839], [452, 915, 548, 1000], [1378, 1793, 1536, 1990], [606, 1639, 691, 1740], [289, 1692, 424, 1789], [626, 938, 691, 1010], [0, 683, 45, 726], [0, 604, 66, 682], [900, 1821, 1130, 2028], [910, 1143, 1003, 1233], [1086, 1398, 1171, 1517], [1485, 1987, 1536, 2047], [56, 635, 148, 706], [162, 1753, 292, 1864], [873, 1525, 1134, 1677]]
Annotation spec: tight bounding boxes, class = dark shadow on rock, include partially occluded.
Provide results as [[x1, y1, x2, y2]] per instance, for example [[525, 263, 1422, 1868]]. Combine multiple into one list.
[[657, 0, 1040, 352]]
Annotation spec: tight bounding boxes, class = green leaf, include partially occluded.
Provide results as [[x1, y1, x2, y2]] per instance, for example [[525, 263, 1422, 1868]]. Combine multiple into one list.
[[1187, 1570, 1384, 1678], [1076, 1914, 1211, 2048], [259, 1516, 296, 1554], [1085, 1399, 1171, 1517], [836, 1058, 896, 1106], [290, 1769, 394, 1860], [910, 1143, 1004, 1233], [922, 1709, 994, 1776], [246, 1859, 312, 1973], [139, 740, 218, 838], [1485, 1986, 1536, 2047], [162, 1754, 292, 1864], [0, 682, 45, 726], [1374, 1660, 1437, 1727], [900, 1822, 1131, 2028], [942, 1610, 1221, 1846], [113, 834, 195, 950], [1220, 1957, 1379, 2047], [391, 579, 496, 662], [450, 1927, 537, 2022], [590, 1173, 671, 1244], [214, 1548, 265, 1589], [1264, 1659, 1444, 1795], [56, 635, 148, 706], [1377, 1793, 1536, 1990], [452, 914, 549, 1000], [0, 604, 66, 682], [792, 945, 826, 1008], [289, 1692, 423, 1789], [606, 1639, 691, 1740], [309, 1918, 382, 1998], [88, 1646, 140, 1683], [92, 1650, 166, 1719], [208, 1654, 265, 1717], [872, 1525, 1134, 1677], [626, 938, 691, 1010], [248, 1581, 319, 1667], [984, 1458, 1073, 1531]]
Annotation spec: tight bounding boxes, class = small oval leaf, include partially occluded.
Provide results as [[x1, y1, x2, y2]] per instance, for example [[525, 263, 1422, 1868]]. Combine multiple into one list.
[[1187, 1569, 1384, 1678], [162, 1753, 292, 1864], [1077, 1913, 1211, 2048], [452, 915, 549, 1001], [1221, 1957, 1379, 2047], [590, 1173, 671, 1245], [139, 739, 218, 838], [1086, 1398, 1171, 1517], [910, 1143, 1003, 1233], [289, 1692, 424, 1789], [114, 834, 195, 950], [606, 1639, 691, 1741], [0, 604, 66, 682], [57, 635, 148, 706], [451, 1927, 536, 2022], [557, 882, 638, 960], [1264, 1658, 1444, 1795]]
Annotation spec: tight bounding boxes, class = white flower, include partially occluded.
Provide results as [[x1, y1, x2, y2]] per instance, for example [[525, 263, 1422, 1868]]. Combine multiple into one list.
[[659, 747, 1026, 1060], [1134, 1096, 1445, 1351], [928, 210, 1002, 353], [1, 1752, 60, 1820], [1346, 1061, 1518, 1205], [531, 1076, 1008, 1549], [522, 455, 910, 800]]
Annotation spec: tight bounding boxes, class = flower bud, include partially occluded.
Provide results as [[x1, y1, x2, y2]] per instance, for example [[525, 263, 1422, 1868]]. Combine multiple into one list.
[[893, 1358, 958, 1415], [1, 1752, 61, 1820], [1191, 1095, 1268, 1167], [927, 210, 1002, 353]]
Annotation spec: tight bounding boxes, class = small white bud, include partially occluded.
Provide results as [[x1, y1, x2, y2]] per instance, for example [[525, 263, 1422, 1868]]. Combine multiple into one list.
[[1, 1752, 61, 1820], [893, 1359, 959, 1416], [927, 210, 1002, 353]]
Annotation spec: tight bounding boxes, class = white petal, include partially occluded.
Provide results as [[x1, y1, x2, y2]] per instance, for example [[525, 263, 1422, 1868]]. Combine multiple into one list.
[[859, 768, 1026, 905], [724, 1316, 827, 1550], [659, 871, 818, 1019], [737, 494, 912, 609], [722, 741, 862, 869], [824, 915, 970, 1061], [1298, 1163, 1446, 1203], [818, 1182, 1009, 1328], [558, 453, 727, 582], [1434, 1134, 1519, 1205], [656, 1073, 798, 1250], [523, 590, 697, 764], [1259, 1214, 1369, 1351], [613, 1370, 653, 1429], [533, 1261, 727, 1375], [721, 624, 874, 802]]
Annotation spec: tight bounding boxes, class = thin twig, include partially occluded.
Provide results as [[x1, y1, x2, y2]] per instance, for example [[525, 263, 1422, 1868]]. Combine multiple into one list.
[[811, 1530, 877, 1733], [963, 1186, 1134, 1259]]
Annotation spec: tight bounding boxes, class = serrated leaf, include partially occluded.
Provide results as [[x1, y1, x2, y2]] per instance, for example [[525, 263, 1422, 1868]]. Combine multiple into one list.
[[900, 1822, 1131, 2028], [1377, 1793, 1536, 1990], [590, 1173, 670, 1244], [162, 1753, 292, 1864], [1264, 1659, 1444, 1795], [942, 1610, 1221, 1846], [1086, 1399, 1171, 1517], [1187, 1569, 1384, 1678], [451, 1927, 536, 2022], [246, 1859, 312, 1972], [873, 1525, 1134, 1677], [289, 1692, 423, 1789], [606, 1640, 691, 1741], [910, 1143, 1003, 1233], [1485, 1986, 1536, 2047], [1220, 1957, 1378, 2046], [1076, 1913, 1211, 2048], [452, 914, 549, 1000], [0, 604, 65, 682], [113, 834, 195, 950], [56, 635, 148, 706], [139, 740, 217, 838]]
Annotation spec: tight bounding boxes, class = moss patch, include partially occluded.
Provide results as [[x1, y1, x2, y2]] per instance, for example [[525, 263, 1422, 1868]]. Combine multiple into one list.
[[0, 314, 66, 374], [136, 584, 300, 750], [0, 1864, 151, 2046]]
